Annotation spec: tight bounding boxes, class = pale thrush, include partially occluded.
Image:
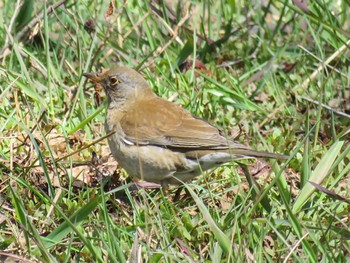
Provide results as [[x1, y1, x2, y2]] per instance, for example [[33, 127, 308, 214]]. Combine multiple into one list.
[[84, 67, 288, 185]]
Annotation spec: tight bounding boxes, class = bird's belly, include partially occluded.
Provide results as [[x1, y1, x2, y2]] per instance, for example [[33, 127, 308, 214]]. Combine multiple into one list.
[[107, 136, 201, 184], [106, 133, 237, 185]]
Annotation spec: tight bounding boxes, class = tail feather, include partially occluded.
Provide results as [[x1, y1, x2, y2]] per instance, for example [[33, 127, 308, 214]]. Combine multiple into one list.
[[230, 149, 289, 160]]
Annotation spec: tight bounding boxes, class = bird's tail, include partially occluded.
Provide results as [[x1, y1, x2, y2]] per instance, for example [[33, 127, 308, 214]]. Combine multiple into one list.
[[230, 148, 289, 160]]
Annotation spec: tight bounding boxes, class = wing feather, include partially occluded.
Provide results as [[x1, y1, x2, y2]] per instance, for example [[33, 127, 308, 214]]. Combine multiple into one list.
[[120, 97, 241, 150]]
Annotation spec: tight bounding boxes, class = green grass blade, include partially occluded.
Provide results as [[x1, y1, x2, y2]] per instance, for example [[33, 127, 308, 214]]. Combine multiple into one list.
[[293, 140, 345, 213], [43, 195, 102, 248], [184, 184, 231, 254]]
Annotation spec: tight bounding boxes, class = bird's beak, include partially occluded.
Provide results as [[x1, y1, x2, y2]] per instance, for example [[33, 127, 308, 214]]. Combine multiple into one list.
[[83, 72, 100, 83]]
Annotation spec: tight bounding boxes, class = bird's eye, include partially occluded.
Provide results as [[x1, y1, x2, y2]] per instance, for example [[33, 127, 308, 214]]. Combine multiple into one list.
[[109, 76, 120, 85]]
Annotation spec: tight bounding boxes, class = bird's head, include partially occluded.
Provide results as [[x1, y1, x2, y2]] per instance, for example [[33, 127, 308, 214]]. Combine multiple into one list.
[[84, 66, 153, 105]]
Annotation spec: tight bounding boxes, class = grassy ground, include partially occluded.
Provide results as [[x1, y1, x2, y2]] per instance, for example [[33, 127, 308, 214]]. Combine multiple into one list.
[[1, 0, 350, 262]]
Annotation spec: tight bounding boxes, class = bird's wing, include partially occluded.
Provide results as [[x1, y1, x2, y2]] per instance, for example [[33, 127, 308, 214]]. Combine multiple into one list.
[[120, 97, 246, 150]]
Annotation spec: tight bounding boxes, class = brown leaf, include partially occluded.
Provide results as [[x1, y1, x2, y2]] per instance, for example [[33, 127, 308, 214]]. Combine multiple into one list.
[[242, 69, 265, 87], [220, 193, 233, 212], [176, 238, 191, 257], [29, 21, 41, 40], [292, 0, 310, 13], [105, 1, 115, 18], [281, 61, 298, 73], [309, 181, 350, 204], [178, 59, 212, 76]]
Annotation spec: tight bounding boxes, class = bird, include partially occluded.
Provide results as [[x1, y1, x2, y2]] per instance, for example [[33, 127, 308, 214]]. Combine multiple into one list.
[[83, 66, 288, 186]]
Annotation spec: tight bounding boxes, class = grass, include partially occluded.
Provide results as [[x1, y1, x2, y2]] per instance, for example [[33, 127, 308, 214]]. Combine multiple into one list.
[[0, 0, 350, 262]]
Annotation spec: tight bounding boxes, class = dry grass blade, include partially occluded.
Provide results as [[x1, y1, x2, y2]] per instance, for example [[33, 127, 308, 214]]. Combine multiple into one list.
[[308, 181, 350, 204], [0, 0, 67, 60]]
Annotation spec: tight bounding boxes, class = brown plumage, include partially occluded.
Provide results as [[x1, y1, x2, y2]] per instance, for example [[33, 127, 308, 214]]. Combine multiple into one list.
[[84, 67, 288, 185]]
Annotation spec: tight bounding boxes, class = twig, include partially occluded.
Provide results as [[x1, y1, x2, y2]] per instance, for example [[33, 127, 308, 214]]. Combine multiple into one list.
[[123, 12, 150, 39], [140, 3, 190, 70], [22, 130, 116, 170], [55, 130, 116, 162], [149, 1, 209, 43], [0, 252, 36, 263], [294, 39, 350, 92], [89, 0, 129, 69], [258, 103, 287, 129], [152, 8, 184, 46], [283, 232, 309, 263], [16, 0, 67, 41], [0, 0, 67, 60], [297, 45, 348, 78], [300, 96, 350, 119], [3, 0, 22, 50]]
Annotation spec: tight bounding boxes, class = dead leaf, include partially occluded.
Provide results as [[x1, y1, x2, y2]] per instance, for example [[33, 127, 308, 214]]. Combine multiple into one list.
[[292, 0, 310, 13], [105, 1, 115, 18], [178, 59, 212, 76], [220, 193, 232, 212], [242, 69, 265, 87], [176, 238, 191, 257], [309, 181, 350, 204], [29, 21, 41, 40], [281, 61, 298, 73]]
